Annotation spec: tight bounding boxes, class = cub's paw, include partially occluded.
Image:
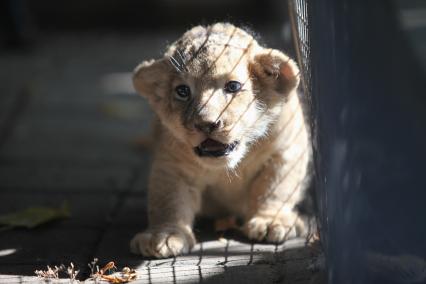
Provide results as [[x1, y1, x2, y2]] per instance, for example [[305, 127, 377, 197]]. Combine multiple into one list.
[[244, 216, 297, 243], [130, 225, 195, 258]]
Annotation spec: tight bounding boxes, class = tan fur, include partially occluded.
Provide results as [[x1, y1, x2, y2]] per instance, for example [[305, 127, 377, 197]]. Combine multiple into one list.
[[130, 23, 313, 258]]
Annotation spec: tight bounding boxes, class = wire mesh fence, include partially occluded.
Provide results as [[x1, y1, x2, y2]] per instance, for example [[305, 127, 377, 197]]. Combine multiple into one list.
[[288, 0, 311, 98], [287, 0, 320, 247]]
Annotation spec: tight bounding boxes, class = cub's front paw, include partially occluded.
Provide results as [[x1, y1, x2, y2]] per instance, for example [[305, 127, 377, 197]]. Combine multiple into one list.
[[244, 216, 297, 243], [130, 225, 195, 258]]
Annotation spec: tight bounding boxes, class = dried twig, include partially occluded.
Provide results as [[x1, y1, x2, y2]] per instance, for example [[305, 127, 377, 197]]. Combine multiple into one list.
[[35, 259, 136, 283], [91, 261, 137, 283], [34, 265, 64, 280], [66, 262, 80, 282]]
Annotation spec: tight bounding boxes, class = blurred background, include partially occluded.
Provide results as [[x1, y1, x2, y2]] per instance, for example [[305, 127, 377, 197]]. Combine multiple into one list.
[[0, 0, 292, 46]]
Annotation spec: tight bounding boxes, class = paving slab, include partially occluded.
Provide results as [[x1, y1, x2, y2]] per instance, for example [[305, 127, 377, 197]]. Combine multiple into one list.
[[0, 117, 147, 166], [0, 227, 100, 267], [0, 90, 20, 133], [0, 274, 62, 284], [107, 194, 147, 228], [0, 164, 136, 193]]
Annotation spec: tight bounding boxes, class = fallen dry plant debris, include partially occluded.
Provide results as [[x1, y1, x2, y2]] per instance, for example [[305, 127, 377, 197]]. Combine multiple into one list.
[[89, 259, 137, 283], [35, 262, 79, 282], [35, 264, 65, 280], [35, 259, 136, 283]]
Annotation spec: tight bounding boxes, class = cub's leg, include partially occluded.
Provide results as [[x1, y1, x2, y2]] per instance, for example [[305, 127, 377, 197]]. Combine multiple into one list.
[[244, 141, 310, 243], [130, 162, 201, 258]]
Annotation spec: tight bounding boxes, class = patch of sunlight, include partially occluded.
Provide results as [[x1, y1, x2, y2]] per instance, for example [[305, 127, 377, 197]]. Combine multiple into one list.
[[0, 248, 17, 257], [131, 238, 309, 283]]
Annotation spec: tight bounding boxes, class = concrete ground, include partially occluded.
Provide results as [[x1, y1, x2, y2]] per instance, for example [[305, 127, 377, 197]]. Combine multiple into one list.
[[0, 30, 323, 283]]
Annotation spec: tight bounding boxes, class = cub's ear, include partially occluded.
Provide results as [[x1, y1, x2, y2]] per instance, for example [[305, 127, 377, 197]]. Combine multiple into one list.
[[133, 58, 171, 98], [249, 49, 300, 95]]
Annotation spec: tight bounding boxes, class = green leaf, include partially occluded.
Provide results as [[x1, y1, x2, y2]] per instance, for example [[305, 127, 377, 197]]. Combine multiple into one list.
[[0, 202, 70, 229]]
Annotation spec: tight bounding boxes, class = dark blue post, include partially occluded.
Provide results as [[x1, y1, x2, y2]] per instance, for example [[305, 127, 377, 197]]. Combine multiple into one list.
[[311, 1, 426, 283]]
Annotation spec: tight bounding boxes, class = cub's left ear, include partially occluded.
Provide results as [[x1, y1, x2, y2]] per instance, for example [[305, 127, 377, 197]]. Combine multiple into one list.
[[249, 49, 300, 95]]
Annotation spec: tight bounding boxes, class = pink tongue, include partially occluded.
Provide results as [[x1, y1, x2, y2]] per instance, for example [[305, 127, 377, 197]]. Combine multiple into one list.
[[201, 139, 226, 151]]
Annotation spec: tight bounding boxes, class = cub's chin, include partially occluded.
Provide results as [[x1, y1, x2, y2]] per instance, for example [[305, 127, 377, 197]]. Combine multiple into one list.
[[193, 138, 246, 169]]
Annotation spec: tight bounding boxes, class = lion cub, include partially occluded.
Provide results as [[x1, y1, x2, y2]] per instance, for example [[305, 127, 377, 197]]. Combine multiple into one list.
[[131, 23, 312, 258]]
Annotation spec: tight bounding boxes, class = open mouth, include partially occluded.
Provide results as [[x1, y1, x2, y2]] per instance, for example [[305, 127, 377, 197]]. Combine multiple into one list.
[[194, 139, 239, 158]]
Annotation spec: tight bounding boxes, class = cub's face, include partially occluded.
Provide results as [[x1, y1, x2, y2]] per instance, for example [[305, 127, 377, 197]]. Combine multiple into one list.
[[133, 23, 299, 169]]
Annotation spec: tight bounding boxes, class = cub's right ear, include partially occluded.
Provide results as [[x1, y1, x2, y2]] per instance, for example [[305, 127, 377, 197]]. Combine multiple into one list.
[[133, 59, 170, 98]]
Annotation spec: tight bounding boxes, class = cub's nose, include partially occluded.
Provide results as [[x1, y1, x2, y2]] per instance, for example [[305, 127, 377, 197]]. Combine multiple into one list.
[[194, 120, 221, 134]]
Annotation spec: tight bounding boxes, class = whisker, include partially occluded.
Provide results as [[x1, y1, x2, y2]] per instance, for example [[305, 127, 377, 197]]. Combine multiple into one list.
[[176, 49, 189, 72], [169, 56, 183, 73]]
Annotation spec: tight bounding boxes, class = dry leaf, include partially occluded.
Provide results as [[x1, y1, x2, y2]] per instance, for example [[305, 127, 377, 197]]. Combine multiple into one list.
[[0, 202, 70, 229], [94, 261, 137, 283]]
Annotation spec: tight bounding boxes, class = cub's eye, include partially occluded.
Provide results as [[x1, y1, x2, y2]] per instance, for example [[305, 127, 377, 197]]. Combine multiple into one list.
[[224, 81, 242, 93], [175, 85, 191, 101]]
